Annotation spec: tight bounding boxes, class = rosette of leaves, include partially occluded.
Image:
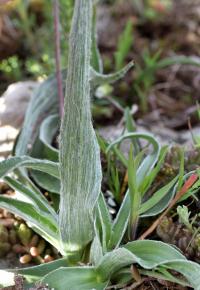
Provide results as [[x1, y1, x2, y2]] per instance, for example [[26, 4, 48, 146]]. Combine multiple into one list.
[[0, 1, 200, 289]]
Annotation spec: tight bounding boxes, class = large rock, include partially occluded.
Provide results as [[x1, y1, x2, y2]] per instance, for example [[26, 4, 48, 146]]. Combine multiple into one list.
[[0, 81, 39, 159], [0, 81, 39, 128]]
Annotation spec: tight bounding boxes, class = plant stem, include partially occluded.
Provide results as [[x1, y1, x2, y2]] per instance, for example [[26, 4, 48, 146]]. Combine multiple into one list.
[[53, 0, 64, 117], [59, 0, 102, 253], [129, 195, 140, 240]]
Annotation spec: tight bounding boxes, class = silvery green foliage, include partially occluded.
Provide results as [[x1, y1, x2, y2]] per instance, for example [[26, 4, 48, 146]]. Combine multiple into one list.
[[15, 73, 65, 156], [59, 0, 102, 252]]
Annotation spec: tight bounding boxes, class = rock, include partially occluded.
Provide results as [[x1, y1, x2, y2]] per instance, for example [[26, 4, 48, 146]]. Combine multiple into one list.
[[0, 81, 39, 128], [0, 81, 39, 159], [98, 122, 199, 150]]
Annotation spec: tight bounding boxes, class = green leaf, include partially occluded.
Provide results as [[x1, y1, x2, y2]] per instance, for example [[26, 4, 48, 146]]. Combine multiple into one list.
[[0, 195, 59, 249], [59, 0, 102, 253], [90, 61, 134, 89], [128, 146, 143, 238], [177, 205, 192, 230], [124, 240, 185, 268], [115, 19, 133, 70], [90, 235, 103, 266], [39, 114, 59, 162], [91, 5, 103, 73], [96, 240, 200, 289], [164, 260, 200, 290], [139, 175, 178, 216], [177, 148, 184, 191], [108, 192, 130, 250], [97, 240, 185, 281], [140, 190, 174, 217], [124, 107, 141, 155], [41, 267, 108, 290], [106, 133, 160, 186], [96, 193, 112, 252], [13, 258, 68, 283], [29, 125, 60, 194], [140, 269, 190, 287], [4, 176, 56, 217], [0, 156, 60, 179], [30, 170, 60, 194], [179, 171, 200, 201], [140, 146, 168, 195], [14, 71, 66, 156], [157, 55, 200, 70]]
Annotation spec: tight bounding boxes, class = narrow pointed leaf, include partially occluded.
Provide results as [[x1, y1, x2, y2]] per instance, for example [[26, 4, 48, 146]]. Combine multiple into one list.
[[90, 235, 103, 266], [115, 19, 133, 70], [139, 175, 178, 216], [108, 191, 130, 250], [90, 61, 134, 88], [91, 5, 103, 73], [96, 193, 112, 251], [140, 146, 168, 195], [0, 196, 58, 245], [4, 176, 56, 217]]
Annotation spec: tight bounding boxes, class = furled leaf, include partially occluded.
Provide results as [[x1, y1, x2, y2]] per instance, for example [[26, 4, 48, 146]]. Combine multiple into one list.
[[96, 240, 200, 289], [39, 114, 59, 161], [30, 170, 60, 194], [28, 114, 60, 193], [97, 240, 185, 281], [14, 72, 66, 156], [59, 0, 102, 253], [106, 133, 160, 186]]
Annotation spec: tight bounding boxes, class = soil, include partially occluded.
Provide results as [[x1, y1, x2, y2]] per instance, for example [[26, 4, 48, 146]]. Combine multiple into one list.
[[96, 0, 200, 131]]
